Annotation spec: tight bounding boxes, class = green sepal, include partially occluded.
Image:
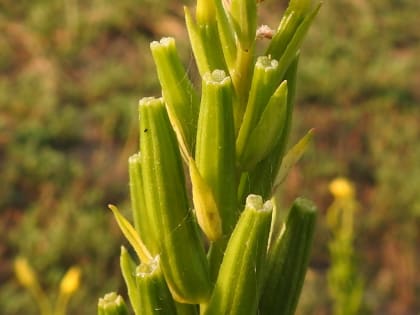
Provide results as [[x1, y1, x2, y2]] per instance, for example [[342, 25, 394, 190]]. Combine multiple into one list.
[[236, 56, 280, 162], [139, 97, 211, 303], [230, 0, 257, 51], [195, 70, 237, 236], [136, 257, 177, 315], [259, 197, 317, 315], [203, 195, 273, 315], [189, 160, 223, 242], [120, 247, 140, 315], [239, 80, 288, 170], [150, 37, 199, 152], [98, 292, 129, 315], [160, 86, 223, 242]]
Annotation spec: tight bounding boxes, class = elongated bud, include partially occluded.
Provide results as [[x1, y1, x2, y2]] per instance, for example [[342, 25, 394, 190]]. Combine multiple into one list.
[[59, 266, 81, 296], [267, 0, 314, 59], [139, 97, 211, 303], [195, 70, 237, 236], [203, 195, 272, 315], [267, 11, 301, 62], [271, 3, 321, 80], [260, 197, 317, 315], [184, 7, 227, 77], [196, 0, 216, 25], [236, 56, 280, 161], [239, 80, 288, 170], [98, 292, 129, 315], [184, 7, 210, 76], [120, 247, 141, 315], [214, 0, 237, 71], [150, 37, 199, 151], [289, 0, 313, 17], [128, 153, 154, 247], [14, 257, 37, 289], [239, 53, 299, 201], [135, 257, 178, 315], [230, 0, 257, 51]]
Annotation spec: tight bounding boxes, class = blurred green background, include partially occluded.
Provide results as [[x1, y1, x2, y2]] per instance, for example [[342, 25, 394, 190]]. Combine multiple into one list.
[[0, 0, 418, 314]]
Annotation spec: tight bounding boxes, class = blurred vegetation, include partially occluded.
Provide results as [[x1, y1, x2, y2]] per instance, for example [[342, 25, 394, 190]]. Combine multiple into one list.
[[0, 0, 418, 315]]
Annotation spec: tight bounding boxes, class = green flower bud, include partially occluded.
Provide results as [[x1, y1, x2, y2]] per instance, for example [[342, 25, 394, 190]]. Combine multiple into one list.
[[239, 80, 288, 170], [260, 197, 317, 315], [128, 154, 154, 248], [150, 37, 199, 151], [135, 257, 177, 315], [270, 3, 321, 80], [195, 70, 237, 236], [120, 246, 140, 315], [236, 56, 280, 163], [98, 292, 129, 315], [239, 53, 299, 201], [203, 195, 272, 315], [139, 97, 211, 303], [230, 0, 257, 51], [214, 0, 237, 72]]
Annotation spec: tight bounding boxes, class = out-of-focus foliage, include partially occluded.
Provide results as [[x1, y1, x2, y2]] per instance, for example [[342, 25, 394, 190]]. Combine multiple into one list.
[[1, 0, 419, 314], [0, 1, 183, 314]]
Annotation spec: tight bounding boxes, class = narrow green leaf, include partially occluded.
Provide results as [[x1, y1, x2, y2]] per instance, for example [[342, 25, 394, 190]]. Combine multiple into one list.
[[108, 205, 152, 264], [272, 129, 314, 193], [260, 197, 317, 315]]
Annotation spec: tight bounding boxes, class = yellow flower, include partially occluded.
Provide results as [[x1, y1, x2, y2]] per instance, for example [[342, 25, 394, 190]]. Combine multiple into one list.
[[59, 266, 81, 296], [14, 257, 37, 289], [329, 177, 355, 199]]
